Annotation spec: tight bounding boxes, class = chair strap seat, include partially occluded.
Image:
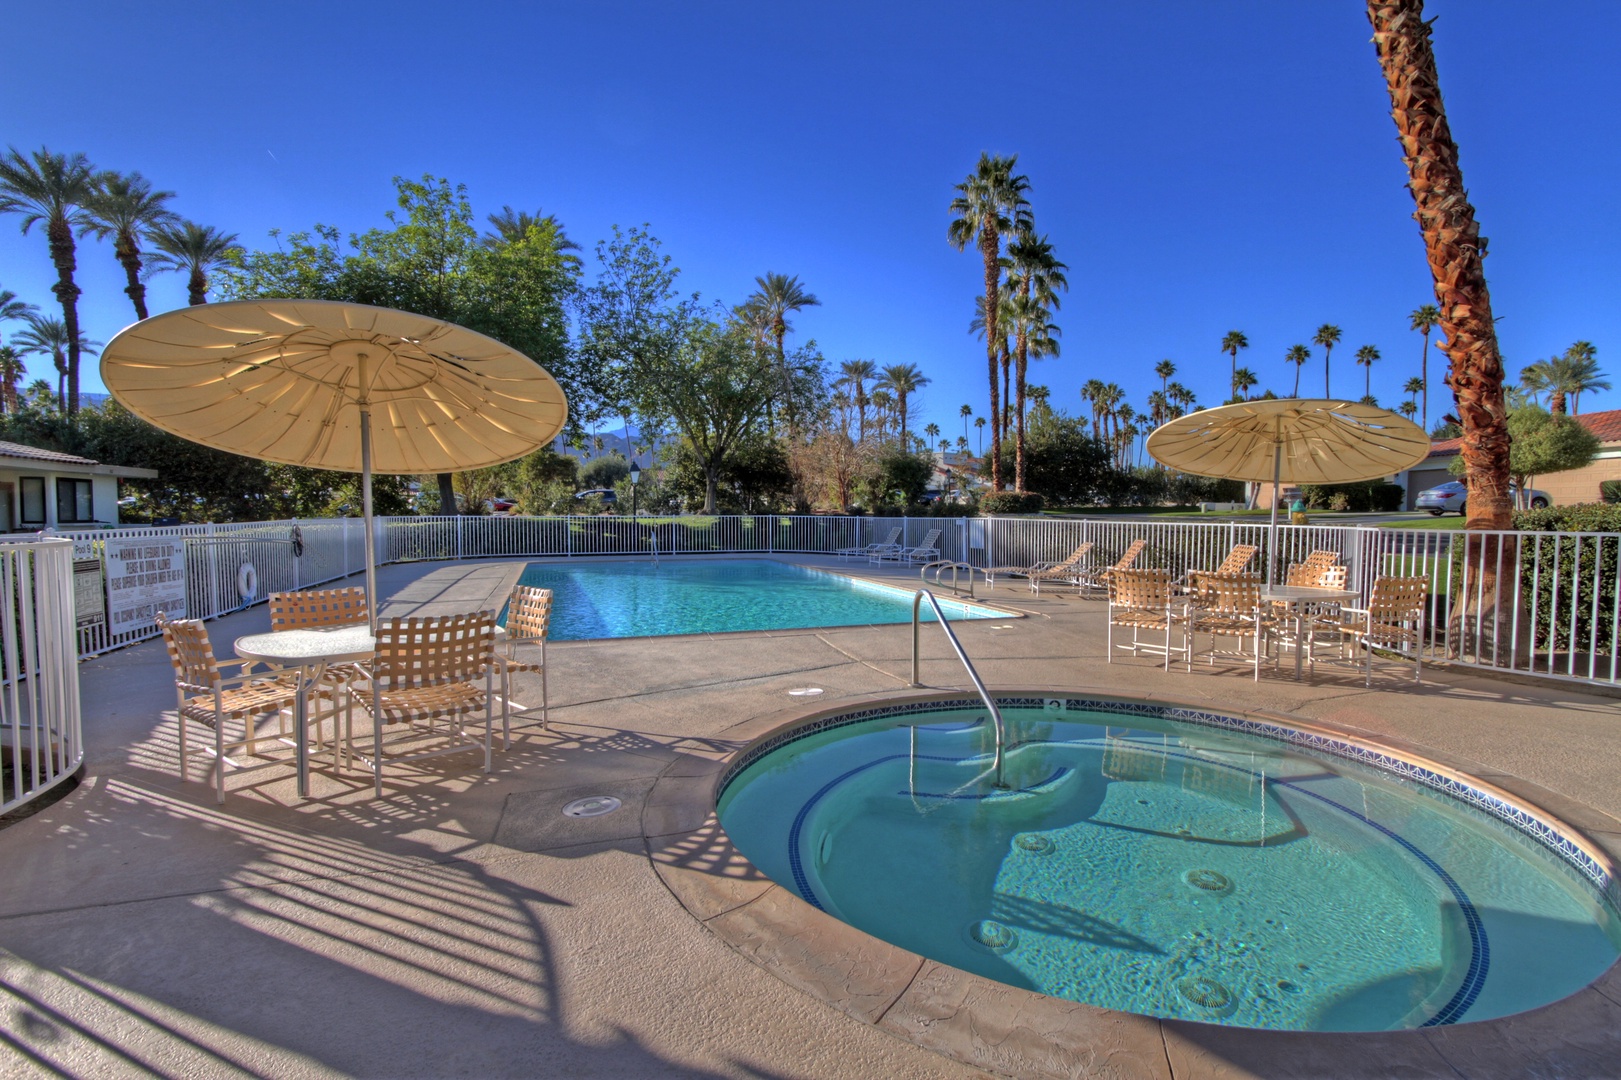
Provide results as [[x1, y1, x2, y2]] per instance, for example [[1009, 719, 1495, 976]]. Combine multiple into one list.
[[360, 682, 488, 725]]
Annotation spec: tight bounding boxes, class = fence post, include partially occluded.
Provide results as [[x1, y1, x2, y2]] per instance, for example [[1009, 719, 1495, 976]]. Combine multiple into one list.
[[456, 515, 464, 561], [566, 516, 573, 557]]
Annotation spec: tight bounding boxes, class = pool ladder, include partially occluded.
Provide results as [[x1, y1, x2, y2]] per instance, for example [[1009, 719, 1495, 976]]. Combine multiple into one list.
[[919, 559, 979, 598], [910, 589, 1008, 789]]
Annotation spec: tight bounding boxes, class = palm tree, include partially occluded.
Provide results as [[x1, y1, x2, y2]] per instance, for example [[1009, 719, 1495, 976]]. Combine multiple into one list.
[[1232, 367, 1259, 401], [967, 293, 1015, 443], [1403, 375, 1425, 406], [1166, 382, 1196, 418], [1284, 344, 1311, 397], [959, 403, 973, 441], [949, 153, 1031, 490], [1398, 400, 1418, 421], [12, 313, 100, 411], [973, 415, 986, 456], [1220, 331, 1249, 390], [1409, 303, 1441, 428], [1370, 0, 1515, 665], [746, 272, 820, 432], [82, 171, 176, 321], [0, 346, 24, 413], [1006, 228, 1068, 489], [1028, 385, 1051, 413], [0, 147, 97, 413], [869, 389, 894, 440], [1560, 341, 1607, 414], [924, 422, 941, 447], [875, 363, 930, 448], [956, 435, 970, 455], [480, 206, 583, 270], [1155, 359, 1176, 394], [1355, 344, 1381, 398], [839, 359, 877, 441], [149, 220, 241, 305], [24, 378, 52, 407], [1313, 324, 1342, 397]]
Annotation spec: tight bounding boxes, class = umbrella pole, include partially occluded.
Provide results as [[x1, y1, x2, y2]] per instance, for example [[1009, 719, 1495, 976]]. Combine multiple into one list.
[[362, 403, 377, 633], [1267, 439, 1282, 585]]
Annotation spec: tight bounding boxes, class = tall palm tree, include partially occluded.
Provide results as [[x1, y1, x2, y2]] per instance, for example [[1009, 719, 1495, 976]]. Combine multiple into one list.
[[1006, 228, 1067, 490], [1155, 359, 1176, 394], [1519, 361, 1553, 410], [839, 359, 876, 441], [746, 272, 820, 432], [0, 346, 24, 413], [480, 206, 583, 270], [12, 313, 100, 411], [82, 171, 176, 321], [924, 422, 941, 445], [1409, 303, 1441, 428], [1285, 344, 1311, 397], [1220, 331, 1249, 391], [1398, 400, 1418, 421], [959, 403, 973, 440], [1313, 324, 1342, 397], [1028, 385, 1051, 413], [875, 363, 930, 448], [1370, 0, 1514, 665], [973, 415, 986, 456], [149, 220, 242, 305], [0, 147, 97, 413], [1560, 341, 1607, 414], [949, 153, 1031, 490], [1232, 367, 1259, 401], [1403, 375, 1425, 406], [967, 293, 1015, 443], [869, 389, 895, 440], [1355, 344, 1381, 398], [1166, 382, 1196, 418]]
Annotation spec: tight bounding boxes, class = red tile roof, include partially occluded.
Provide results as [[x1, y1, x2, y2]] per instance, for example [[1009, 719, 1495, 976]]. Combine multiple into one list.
[[1424, 407, 1621, 459]]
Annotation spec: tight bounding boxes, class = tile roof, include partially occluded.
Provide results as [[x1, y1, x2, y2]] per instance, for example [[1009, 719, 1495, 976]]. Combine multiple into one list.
[[0, 440, 101, 466], [1424, 407, 1621, 459]]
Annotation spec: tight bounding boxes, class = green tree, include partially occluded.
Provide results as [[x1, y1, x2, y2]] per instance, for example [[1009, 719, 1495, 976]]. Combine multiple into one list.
[[948, 153, 1030, 491], [1285, 343, 1311, 397], [1220, 330, 1249, 391], [481, 206, 582, 270], [1232, 366, 1258, 401], [0, 346, 24, 413], [1006, 228, 1067, 491], [1449, 405, 1599, 507], [1154, 359, 1175, 394], [959, 402, 973, 439], [743, 273, 820, 432], [149, 220, 241, 305], [1313, 324, 1342, 397], [839, 359, 877, 441], [1355, 344, 1381, 398], [12, 314, 100, 410], [0, 147, 97, 413], [1409, 303, 1441, 428], [82, 171, 177, 320]]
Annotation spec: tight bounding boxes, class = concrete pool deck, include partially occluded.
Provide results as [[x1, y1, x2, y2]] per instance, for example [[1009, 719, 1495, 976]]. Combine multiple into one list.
[[1, 555, 1618, 1078]]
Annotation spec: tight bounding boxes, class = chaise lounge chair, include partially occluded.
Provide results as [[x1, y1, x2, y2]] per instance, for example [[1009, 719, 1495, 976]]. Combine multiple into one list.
[[984, 542, 1094, 590], [837, 527, 901, 562], [888, 528, 943, 565], [1072, 539, 1149, 596]]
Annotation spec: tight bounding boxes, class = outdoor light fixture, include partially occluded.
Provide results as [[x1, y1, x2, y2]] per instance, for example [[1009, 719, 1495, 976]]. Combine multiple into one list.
[[629, 462, 641, 517]]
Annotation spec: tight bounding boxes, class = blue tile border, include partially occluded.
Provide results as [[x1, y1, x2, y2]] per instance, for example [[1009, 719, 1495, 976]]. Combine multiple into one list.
[[719, 694, 1620, 915]]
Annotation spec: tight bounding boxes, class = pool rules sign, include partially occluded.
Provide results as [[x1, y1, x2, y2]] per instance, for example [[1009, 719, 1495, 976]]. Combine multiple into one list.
[[106, 538, 187, 631]]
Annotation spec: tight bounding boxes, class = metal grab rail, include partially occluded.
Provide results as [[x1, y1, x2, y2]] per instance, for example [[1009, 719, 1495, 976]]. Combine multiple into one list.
[[919, 559, 978, 598], [910, 589, 1007, 788]]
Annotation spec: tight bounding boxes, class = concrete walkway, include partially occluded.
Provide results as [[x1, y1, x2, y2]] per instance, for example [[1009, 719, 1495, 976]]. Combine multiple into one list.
[[2, 557, 1619, 1078]]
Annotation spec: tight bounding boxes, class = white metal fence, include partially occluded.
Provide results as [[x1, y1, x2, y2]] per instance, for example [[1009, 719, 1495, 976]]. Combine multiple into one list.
[[45, 512, 1621, 691], [1, 537, 83, 817]]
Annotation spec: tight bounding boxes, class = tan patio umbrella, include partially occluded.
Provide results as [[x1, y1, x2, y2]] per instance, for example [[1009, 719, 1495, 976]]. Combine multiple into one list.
[[101, 299, 568, 622], [1145, 398, 1430, 581]]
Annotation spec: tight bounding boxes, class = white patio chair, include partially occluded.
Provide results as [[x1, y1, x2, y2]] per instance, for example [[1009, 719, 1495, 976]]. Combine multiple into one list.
[[836, 527, 901, 562], [891, 528, 943, 565]]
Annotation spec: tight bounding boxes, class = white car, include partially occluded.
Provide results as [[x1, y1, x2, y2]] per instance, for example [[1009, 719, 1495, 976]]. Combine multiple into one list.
[[1414, 479, 1549, 516]]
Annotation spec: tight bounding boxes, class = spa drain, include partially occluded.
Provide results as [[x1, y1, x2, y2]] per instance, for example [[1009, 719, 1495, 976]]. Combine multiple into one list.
[[1013, 833, 1055, 855], [562, 796, 622, 818], [1175, 975, 1237, 1016], [1183, 869, 1234, 895], [965, 919, 1017, 953]]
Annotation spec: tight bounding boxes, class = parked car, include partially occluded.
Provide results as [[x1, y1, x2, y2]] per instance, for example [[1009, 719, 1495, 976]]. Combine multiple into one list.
[[1414, 479, 1549, 516], [575, 488, 617, 504]]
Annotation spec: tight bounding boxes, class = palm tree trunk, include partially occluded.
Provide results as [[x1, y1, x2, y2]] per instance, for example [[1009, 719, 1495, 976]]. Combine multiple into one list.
[[116, 232, 150, 320], [1549, 389, 1567, 416], [1292, 365, 1301, 397], [1420, 328, 1430, 429], [999, 339, 1011, 446], [47, 218, 82, 414], [1371, 0, 1519, 665], [1323, 345, 1332, 398], [188, 267, 208, 306], [980, 227, 1003, 491]]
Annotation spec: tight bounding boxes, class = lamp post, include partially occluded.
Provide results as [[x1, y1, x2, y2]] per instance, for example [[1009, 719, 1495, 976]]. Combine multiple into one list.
[[629, 462, 641, 518]]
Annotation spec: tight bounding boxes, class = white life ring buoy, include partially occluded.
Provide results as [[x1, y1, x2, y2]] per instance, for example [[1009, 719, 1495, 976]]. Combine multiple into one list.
[[237, 562, 259, 600]]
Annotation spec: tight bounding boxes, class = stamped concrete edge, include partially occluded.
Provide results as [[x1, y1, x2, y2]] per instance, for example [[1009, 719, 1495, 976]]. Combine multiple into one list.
[[640, 684, 1621, 1080]]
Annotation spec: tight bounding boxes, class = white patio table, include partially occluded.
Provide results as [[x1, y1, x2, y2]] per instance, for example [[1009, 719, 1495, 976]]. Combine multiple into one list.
[[1261, 585, 1358, 681], [235, 624, 374, 799]]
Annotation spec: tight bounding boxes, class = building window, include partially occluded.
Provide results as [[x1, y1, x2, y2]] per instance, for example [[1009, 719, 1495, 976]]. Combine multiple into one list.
[[19, 477, 46, 524], [56, 478, 93, 523]]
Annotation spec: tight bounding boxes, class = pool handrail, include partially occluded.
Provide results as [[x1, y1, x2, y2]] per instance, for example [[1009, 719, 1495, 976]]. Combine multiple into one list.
[[910, 588, 1007, 789], [919, 559, 978, 598]]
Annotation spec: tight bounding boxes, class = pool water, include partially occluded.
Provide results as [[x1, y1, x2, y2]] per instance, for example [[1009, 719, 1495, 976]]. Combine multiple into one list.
[[512, 559, 1012, 641], [717, 704, 1621, 1031]]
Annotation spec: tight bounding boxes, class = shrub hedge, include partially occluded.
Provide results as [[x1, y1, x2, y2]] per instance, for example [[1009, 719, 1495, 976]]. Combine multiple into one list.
[[1510, 503, 1621, 652], [979, 491, 1047, 516], [1298, 480, 1405, 512], [1600, 480, 1621, 505]]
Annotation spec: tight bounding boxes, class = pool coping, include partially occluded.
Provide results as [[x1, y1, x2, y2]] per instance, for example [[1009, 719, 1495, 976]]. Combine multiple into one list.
[[641, 685, 1621, 1080]]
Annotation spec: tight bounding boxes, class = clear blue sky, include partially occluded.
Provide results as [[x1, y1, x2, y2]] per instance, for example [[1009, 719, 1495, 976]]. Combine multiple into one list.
[[5, 1, 1618, 443]]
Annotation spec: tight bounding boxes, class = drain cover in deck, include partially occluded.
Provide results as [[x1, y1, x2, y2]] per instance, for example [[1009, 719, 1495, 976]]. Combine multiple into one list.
[[563, 796, 622, 818]]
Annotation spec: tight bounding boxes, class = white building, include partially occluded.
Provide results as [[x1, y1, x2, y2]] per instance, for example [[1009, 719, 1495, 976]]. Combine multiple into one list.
[[0, 441, 157, 530]]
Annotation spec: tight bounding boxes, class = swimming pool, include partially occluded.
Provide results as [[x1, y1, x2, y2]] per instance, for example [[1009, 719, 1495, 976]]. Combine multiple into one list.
[[511, 559, 1016, 640], [717, 697, 1621, 1032]]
